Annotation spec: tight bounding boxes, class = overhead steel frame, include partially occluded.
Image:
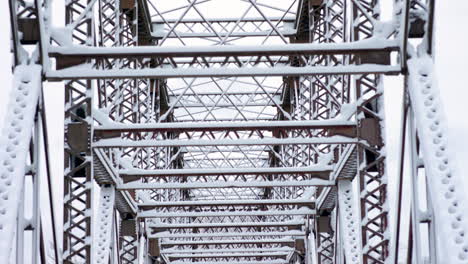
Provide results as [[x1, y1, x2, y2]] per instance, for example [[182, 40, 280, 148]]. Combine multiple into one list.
[[5, 0, 468, 263]]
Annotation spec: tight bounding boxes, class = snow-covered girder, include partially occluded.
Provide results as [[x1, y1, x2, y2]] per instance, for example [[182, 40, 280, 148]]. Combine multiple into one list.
[[120, 166, 331, 178], [160, 238, 296, 247], [95, 119, 356, 133], [46, 64, 401, 80], [139, 209, 316, 219], [150, 230, 305, 239], [137, 199, 315, 209], [94, 136, 358, 148], [169, 261, 288, 264], [118, 179, 334, 190], [166, 252, 289, 259], [48, 41, 398, 59], [149, 221, 304, 230]]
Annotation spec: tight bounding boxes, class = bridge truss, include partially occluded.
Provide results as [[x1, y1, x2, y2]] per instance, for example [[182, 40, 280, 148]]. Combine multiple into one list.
[[2, 0, 468, 263]]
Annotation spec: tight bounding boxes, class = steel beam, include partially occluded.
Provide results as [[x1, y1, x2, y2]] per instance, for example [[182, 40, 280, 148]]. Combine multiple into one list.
[[94, 136, 358, 148], [139, 209, 315, 219], [150, 230, 305, 239], [95, 119, 356, 133], [120, 166, 331, 177], [138, 199, 314, 209], [149, 221, 304, 230], [47, 64, 400, 80], [166, 252, 289, 259], [118, 179, 334, 190], [49, 41, 398, 58], [161, 239, 295, 247]]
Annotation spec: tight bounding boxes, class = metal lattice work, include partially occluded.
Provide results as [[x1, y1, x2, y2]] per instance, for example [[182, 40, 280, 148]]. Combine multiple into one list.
[[3, 0, 468, 263]]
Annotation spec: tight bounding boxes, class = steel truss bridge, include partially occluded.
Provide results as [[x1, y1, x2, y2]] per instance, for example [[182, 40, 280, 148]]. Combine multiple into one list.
[[2, 0, 467, 263]]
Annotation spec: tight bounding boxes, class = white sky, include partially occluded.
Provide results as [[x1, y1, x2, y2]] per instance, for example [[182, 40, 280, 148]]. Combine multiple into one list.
[[0, 0, 467, 262]]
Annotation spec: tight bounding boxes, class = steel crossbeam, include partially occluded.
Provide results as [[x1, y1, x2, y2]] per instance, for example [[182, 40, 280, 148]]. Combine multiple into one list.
[[150, 230, 305, 239], [149, 221, 304, 230], [161, 238, 296, 247], [166, 252, 289, 259], [95, 119, 356, 132], [169, 261, 288, 264], [118, 179, 334, 190], [94, 136, 358, 147], [47, 65, 400, 80], [161, 248, 294, 254], [138, 199, 314, 209], [48, 41, 398, 58], [139, 209, 316, 219], [120, 167, 331, 177]]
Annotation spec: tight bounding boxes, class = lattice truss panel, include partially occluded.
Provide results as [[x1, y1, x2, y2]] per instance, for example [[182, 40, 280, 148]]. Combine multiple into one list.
[[84, 1, 395, 263], [6, 0, 468, 263]]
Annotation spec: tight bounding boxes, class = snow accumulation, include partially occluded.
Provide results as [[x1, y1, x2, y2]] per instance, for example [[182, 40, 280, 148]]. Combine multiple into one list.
[[120, 166, 332, 176], [93, 186, 115, 264], [0, 64, 42, 262], [337, 180, 362, 264], [94, 136, 357, 148], [48, 39, 398, 56], [152, 230, 304, 239], [161, 247, 293, 254], [140, 208, 315, 218], [170, 261, 288, 264], [120, 179, 333, 189], [47, 64, 400, 79], [408, 52, 468, 263]]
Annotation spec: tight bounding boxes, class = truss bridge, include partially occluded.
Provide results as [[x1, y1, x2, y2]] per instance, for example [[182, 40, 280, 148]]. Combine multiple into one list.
[[3, 0, 468, 263]]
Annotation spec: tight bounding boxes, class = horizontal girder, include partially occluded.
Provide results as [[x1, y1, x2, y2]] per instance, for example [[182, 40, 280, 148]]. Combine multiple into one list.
[[95, 119, 355, 133], [170, 261, 288, 264], [161, 248, 294, 254], [47, 64, 400, 80], [161, 238, 295, 247], [151, 230, 305, 239], [139, 208, 315, 219], [118, 179, 334, 190], [120, 166, 331, 178], [49, 41, 398, 59], [138, 199, 314, 209], [152, 16, 296, 23], [94, 136, 357, 148], [150, 221, 304, 230], [166, 252, 289, 259]]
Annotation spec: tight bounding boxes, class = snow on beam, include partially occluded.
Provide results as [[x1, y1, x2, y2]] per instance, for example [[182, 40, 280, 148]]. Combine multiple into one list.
[[337, 180, 362, 264], [408, 54, 468, 263], [0, 65, 42, 263], [120, 166, 331, 178], [152, 30, 297, 38], [167, 252, 289, 259], [150, 230, 305, 239], [161, 247, 294, 254], [94, 119, 356, 133], [92, 186, 115, 264], [139, 208, 315, 219], [170, 261, 288, 264], [152, 16, 296, 23], [161, 238, 295, 246], [48, 40, 398, 58], [138, 199, 314, 209], [94, 136, 358, 148], [118, 179, 334, 190], [149, 221, 304, 230], [171, 102, 279, 107], [46, 64, 401, 80]]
